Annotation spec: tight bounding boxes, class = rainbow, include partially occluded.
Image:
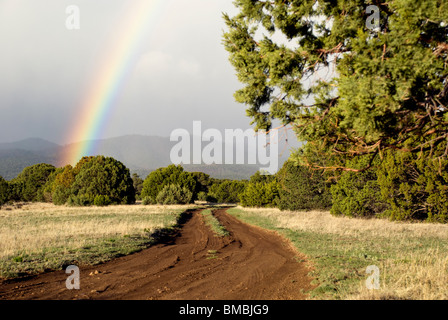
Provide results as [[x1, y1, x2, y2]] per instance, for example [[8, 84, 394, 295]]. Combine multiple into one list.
[[62, 0, 169, 166]]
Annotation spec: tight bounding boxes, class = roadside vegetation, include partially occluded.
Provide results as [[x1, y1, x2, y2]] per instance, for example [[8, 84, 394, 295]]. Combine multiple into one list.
[[228, 207, 448, 300]]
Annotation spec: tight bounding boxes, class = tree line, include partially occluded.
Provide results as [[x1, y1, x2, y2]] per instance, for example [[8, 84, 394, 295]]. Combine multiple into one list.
[[1, 152, 446, 223], [0, 156, 249, 208]]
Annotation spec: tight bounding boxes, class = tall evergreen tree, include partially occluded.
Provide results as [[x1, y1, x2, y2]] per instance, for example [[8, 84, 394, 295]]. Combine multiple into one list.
[[223, 0, 448, 171]]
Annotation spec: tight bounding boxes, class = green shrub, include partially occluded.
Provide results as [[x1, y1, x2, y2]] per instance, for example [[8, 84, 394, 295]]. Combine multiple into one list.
[[277, 161, 332, 211], [10, 163, 56, 202], [197, 191, 208, 201], [40, 167, 65, 203], [70, 156, 135, 206], [155, 184, 193, 205], [377, 150, 448, 223], [330, 149, 448, 223], [93, 195, 112, 207], [330, 156, 388, 218], [208, 180, 247, 203], [42, 165, 75, 205], [240, 180, 279, 208], [52, 185, 73, 206], [142, 196, 155, 205], [190, 172, 212, 200], [0, 176, 9, 208], [249, 170, 276, 184], [141, 165, 196, 204], [67, 194, 94, 207]]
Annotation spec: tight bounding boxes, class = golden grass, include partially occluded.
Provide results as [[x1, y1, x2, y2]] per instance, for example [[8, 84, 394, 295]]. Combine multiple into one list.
[[0, 203, 196, 262], [352, 247, 448, 300], [233, 206, 448, 300], [238, 207, 448, 239]]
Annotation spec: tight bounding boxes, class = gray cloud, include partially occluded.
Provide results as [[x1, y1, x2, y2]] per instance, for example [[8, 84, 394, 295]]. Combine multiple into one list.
[[0, 0, 257, 145]]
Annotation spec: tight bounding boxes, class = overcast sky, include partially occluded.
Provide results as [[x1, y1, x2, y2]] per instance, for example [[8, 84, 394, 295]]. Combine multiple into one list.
[[0, 0, 275, 145]]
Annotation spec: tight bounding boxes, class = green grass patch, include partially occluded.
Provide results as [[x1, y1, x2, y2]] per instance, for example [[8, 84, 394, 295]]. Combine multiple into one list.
[[206, 250, 219, 260], [201, 209, 230, 237]]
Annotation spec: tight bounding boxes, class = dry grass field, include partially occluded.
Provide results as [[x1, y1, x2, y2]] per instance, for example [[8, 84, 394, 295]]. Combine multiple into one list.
[[0, 203, 196, 278], [1, 202, 446, 300], [228, 207, 448, 300]]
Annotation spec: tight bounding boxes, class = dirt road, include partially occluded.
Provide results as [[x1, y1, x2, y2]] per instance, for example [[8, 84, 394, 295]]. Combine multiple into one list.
[[0, 208, 314, 300]]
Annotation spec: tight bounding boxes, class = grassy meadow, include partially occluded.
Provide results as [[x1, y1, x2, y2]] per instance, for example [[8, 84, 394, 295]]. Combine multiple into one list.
[[1, 202, 447, 300], [0, 203, 196, 279], [228, 207, 448, 300]]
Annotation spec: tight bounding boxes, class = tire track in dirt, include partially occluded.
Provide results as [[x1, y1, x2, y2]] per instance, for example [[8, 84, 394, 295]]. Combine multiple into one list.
[[0, 208, 314, 300]]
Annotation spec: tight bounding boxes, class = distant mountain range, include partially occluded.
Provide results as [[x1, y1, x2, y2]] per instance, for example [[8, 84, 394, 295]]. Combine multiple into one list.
[[0, 138, 61, 181], [0, 135, 297, 181]]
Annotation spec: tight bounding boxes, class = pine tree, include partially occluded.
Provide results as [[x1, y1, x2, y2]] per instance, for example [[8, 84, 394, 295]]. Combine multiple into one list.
[[223, 0, 448, 171]]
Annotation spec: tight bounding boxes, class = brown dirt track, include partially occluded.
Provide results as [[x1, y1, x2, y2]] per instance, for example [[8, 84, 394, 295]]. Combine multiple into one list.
[[0, 208, 314, 300]]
